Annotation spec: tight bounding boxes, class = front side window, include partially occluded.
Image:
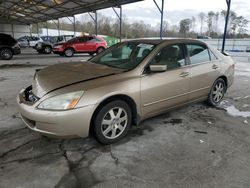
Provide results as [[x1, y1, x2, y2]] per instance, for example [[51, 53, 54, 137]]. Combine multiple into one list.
[[187, 44, 210, 64], [90, 42, 155, 70], [150, 44, 185, 70]]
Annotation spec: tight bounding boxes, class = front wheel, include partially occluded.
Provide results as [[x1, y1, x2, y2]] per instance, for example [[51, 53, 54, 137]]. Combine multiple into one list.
[[64, 48, 74, 57], [44, 46, 52, 54], [94, 100, 132, 144], [0, 48, 13, 60], [207, 78, 227, 106]]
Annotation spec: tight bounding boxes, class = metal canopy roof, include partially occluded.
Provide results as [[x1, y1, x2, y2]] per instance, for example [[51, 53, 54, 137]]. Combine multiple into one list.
[[0, 0, 142, 24]]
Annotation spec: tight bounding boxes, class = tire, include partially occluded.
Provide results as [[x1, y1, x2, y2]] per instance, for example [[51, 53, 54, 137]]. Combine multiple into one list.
[[64, 48, 74, 57], [0, 48, 13, 60], [44, 46, 52, 54], [207, 78, 227, 106], [93, 100, 132, 144], [96, 47, 105, 54]]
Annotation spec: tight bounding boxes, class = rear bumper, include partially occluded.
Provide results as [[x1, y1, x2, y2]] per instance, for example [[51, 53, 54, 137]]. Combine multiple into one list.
[[17, 89, 97, 138]]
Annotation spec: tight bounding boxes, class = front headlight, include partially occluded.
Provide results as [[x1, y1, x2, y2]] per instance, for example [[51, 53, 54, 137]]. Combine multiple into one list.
[[37, 91, 84, 110], [55, 45, 63, 48]]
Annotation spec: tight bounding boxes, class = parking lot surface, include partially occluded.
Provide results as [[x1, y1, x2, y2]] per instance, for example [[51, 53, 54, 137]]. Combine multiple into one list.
[[0, 49, 250, 188]]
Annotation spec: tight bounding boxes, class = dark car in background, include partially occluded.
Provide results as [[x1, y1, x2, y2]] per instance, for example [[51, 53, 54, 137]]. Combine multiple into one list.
[[53, 35, 107, 57], [0, 33, 21, 60], [35, 35, 74, 54]]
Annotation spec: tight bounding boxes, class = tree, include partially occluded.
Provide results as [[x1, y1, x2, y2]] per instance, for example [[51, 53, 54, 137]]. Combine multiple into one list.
[[221, 10, 237, 34], [236, 16, 249, 35], [198, 12, 205, 35], [179, 18, 192, 37], [207, 11, 215, 36], [214, 12, 220, 33], [191, 16, 196, 32]]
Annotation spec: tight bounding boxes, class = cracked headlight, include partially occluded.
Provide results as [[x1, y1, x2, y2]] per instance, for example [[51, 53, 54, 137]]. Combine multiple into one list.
[[37, 91, 84, 110]]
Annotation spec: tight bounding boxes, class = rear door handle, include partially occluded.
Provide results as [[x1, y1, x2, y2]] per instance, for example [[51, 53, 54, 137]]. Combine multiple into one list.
[[179, 72, 189, 77], [212, 64, 219, 69]]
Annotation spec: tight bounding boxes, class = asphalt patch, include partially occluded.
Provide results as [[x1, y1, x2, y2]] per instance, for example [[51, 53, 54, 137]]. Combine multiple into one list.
[[163, 118, 183, 125]]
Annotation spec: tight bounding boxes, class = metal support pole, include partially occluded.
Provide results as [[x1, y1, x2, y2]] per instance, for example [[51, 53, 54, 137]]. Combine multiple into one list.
[[222, 0, 231, 53], [160, 0, 164, 39], [88, 12, 98, 36], [29, 24, 32, 36], [73, 15, 76, 36], [120, 6, 122, 42], [58, 19, 60, 36], [37, 23, 39, 37], [153, 0, 165, 39], [112, 6, 122, 42], [95, 11, 98, 36], [46, 21, 48, 37], [11, 24, 14, 38]]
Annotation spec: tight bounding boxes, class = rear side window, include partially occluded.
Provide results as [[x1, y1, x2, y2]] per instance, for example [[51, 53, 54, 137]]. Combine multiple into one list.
[[187, 44, 210, 64]]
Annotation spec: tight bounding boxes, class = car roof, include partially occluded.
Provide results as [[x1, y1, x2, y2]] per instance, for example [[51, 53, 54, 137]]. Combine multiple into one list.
[[124, 38, 206, 45]]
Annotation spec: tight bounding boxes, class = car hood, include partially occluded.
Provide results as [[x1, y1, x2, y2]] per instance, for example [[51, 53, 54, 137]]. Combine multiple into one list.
[[32, 61, 124, 98]]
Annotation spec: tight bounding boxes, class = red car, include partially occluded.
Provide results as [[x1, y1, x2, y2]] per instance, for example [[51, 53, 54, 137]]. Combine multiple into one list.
[[53, 36, 107, 57]]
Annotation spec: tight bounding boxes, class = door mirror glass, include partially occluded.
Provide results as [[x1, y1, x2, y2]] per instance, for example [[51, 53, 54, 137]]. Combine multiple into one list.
[[149, 65, 167, 72]]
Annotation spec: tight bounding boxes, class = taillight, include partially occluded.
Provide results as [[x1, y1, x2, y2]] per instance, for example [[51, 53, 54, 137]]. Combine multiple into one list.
[[13, 43, 20, 48]]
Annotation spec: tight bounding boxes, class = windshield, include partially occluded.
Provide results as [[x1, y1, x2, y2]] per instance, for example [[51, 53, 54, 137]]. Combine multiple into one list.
[[90, 42, 155, 70]]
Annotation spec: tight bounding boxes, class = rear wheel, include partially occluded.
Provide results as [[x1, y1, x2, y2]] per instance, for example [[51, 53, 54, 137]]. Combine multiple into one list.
[[44, 46, 52, 54], [0, 48, 13, 60], [207, 78, 227, 106], [93, 100, 132, 144], [96, 47, 105, 54], [64, 48, 74, 57]]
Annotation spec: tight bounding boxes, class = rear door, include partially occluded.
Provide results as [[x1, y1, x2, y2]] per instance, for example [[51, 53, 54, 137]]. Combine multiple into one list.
[[186, 43, 221, 101], [141, 43, 191, 118]]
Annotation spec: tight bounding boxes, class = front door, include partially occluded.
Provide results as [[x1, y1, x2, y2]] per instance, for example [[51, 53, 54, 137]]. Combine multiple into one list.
[[141, 44, 190, 118]]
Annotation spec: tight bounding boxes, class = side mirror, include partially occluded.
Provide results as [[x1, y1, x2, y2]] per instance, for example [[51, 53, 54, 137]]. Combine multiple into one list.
[[149, 65, 167, 72]]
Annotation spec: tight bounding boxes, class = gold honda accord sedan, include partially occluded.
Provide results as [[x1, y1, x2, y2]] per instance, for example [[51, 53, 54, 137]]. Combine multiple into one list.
[[17, 39, 235, 144]]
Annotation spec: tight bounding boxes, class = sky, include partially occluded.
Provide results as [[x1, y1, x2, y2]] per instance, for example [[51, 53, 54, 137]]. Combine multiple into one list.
[[87, 0, 250, 33]]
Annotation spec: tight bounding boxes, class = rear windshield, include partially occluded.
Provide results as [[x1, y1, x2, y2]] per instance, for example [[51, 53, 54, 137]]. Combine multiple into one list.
[[0, 34, 17, 45]]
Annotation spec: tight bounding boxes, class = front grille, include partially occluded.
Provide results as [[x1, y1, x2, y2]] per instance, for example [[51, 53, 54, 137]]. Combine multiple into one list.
[[24, 86, 40, 103]]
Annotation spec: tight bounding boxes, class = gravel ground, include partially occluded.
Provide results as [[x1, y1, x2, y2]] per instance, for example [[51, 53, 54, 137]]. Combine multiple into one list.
[[0, 49, 250, 188]]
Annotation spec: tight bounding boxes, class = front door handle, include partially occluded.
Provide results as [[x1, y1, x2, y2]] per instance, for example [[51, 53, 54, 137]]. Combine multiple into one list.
[[179, 72, 189, 77], [212, 64, 219, 69]]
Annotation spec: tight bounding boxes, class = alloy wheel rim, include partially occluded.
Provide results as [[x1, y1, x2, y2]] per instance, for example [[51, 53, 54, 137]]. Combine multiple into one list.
[[45, 47, 51, 53], [65, 49, 73, 56], [212, 82, 224, 103], [98, 48, 103, 53], [2, 50, 11, 59], [101, 107, 128, 139]]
